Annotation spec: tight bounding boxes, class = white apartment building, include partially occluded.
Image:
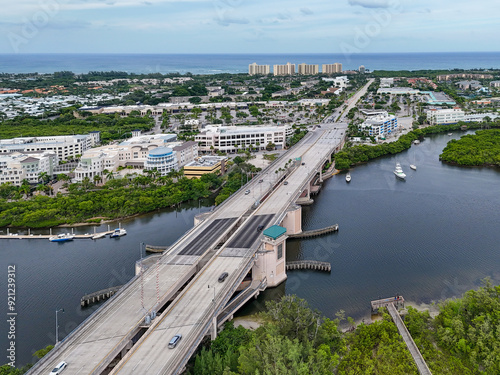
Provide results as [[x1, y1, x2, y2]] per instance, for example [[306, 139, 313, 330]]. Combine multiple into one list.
[[0, 132, 100, 161], [0, 151, 58, 186], [144, 147, 178, 176], [358, 112, 398, 138], [322, 63, 342, 74], [74, 135, 196, 181], [297, 63, 319, 75], [273, 63, 295, 76], [248, 63, 270, 76], [426, 108, 465, 125], [463, 112, 500, 122], [196, 125, 293, 154]]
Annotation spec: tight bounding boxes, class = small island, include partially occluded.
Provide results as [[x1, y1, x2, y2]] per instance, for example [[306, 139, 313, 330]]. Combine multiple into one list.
[[440, 129, 500, 167]]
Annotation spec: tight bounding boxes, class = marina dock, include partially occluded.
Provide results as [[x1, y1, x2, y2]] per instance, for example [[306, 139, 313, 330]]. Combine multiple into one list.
[[0, 230, 115, 240]]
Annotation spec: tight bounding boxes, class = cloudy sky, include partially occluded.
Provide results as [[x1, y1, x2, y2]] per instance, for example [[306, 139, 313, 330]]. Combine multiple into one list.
[[1, 0, 499, 53]]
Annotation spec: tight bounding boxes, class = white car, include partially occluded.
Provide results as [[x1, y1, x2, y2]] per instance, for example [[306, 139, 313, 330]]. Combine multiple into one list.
[[50, 361, 67, 375]]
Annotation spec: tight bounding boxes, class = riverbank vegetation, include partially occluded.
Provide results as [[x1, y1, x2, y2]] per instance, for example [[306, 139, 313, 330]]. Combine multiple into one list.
[[440, 129, 500, 166], [186, 281, 500, 375], [0, 162, 259, 228], [335, 121, 500, 170]]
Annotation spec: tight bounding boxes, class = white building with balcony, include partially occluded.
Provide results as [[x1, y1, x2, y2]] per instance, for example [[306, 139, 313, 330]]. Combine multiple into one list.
[[426, 108, 465, 125], [144, 147, 178, 176], [195, 125, 293, 154], [0, 151, 58, 186], [358, 113, 398, 138]]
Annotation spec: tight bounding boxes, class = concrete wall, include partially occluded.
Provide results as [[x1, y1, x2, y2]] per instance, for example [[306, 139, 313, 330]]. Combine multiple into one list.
[[281, 205, 302, 235]]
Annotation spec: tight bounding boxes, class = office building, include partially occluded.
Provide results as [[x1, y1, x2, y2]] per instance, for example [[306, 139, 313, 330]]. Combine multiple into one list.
[[195, 124, 293, 154], [426, 108, 465, 125], [248, 63, 270, 76], [183, 156, 227, 179], [0, 151, 58, 186], [144, 147, 178, 176], [358, 112, 398, 138], [273, 62, 295, 76], [297, 63, 319, 75]]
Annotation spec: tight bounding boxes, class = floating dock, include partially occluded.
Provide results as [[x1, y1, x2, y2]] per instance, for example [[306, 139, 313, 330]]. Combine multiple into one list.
[[0, 230, 115, 240]]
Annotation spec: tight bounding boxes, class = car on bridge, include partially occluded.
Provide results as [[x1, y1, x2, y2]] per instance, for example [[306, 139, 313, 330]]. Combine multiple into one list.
[[168, 334, 182, 349], [218, 272, 229, 282], [50, 361, 67, 375]]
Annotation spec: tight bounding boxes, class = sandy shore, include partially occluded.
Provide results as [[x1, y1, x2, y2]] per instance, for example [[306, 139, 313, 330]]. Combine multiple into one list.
[[232, 315, 263, 330]]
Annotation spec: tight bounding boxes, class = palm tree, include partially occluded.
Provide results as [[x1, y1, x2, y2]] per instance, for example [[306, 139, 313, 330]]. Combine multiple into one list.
[[19, 179, 31, 198], [38, 171, 50, 184], [93, 174, 102, 185]]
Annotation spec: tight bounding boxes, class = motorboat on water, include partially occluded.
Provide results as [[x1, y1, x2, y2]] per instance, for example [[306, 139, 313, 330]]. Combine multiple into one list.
[[413, 140, 420, 145], [110, 228, 127, 238], [49, 233, 75, 242], [448, 133, 453, 136], [410, 164, 417, 171], [92, 232, 106, 240], [345, 172, 351, 182], [394, 163, 406, 179]]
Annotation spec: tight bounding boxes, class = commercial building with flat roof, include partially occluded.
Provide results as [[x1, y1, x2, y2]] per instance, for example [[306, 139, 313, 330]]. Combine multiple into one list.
[[358, 112, 398, 138], [377, 87, 420, 95], [195, 124, 293, 154], [0, 151, 58, 186], [426, 108, 465, 125], [183, 156, 226, 179], [144, 147, 178, 176]]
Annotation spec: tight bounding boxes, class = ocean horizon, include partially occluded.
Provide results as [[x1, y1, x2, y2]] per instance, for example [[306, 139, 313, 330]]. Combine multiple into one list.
[[1, 51, 499, 75]]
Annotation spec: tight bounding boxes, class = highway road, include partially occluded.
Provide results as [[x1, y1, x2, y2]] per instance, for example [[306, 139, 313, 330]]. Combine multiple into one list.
[[29, 79, 372, 375]]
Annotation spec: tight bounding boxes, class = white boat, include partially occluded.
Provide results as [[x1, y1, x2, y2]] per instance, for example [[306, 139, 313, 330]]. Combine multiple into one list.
[[410, 164, 417, 171], [92, 232, 106, 240], [345, 172, 351, 182], [394, 163, 406, 179], [413, 140, 420, 145], [448, 133, 452, 136], [49, 233, 75, 242], [110, 228, 127, 238]]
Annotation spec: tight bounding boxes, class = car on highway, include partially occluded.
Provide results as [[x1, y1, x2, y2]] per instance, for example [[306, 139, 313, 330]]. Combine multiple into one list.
[[218, 272, 229, 283], [284, 181, 289, 185], [301, 162, 305, 165], [168, 334, 182, 349], [50, 361, 67, 375], [245, 190, 250, 195], [257, 225, 265, 232], [258, 179, 263, 183]]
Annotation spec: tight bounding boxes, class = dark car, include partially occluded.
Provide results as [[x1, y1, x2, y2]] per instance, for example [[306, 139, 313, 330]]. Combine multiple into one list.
[[218, 272, 229, 283], [257, 225, 265, 232]]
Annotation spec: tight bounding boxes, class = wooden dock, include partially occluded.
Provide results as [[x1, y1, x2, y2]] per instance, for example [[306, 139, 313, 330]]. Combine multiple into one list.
[[371, 296, 432, 375], [0, 230, 115, 240], [287, 224, 338, 239], [81, 285, 123, 307], [286, 260, 331, 272]]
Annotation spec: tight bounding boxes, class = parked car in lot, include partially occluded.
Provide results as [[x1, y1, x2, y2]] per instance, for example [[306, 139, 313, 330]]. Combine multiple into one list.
[[50, 361, 67, 375], [168, 334, 182, 349], [218, 272, 229, 282]]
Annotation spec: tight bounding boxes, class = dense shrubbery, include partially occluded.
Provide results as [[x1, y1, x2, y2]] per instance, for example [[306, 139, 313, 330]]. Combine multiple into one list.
[[440, 129, 500, 166], [0, 172, 221, 228], [188, 282, 500, 375], [0, 112, 154, 142]]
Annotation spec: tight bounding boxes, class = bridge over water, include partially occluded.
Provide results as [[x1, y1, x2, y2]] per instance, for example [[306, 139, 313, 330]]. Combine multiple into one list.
[[28, 80, 373, 375]]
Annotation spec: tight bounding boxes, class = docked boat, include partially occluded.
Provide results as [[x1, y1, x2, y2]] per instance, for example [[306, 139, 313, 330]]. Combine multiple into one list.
[[49, 233, 75, 242], [110, 228, 127, 238], [91, 232, 106, 240], [345, 172, 351, 183], [393, 163, 406, 179], [448, 133, 452, 136], [413, 140, 420, 145]]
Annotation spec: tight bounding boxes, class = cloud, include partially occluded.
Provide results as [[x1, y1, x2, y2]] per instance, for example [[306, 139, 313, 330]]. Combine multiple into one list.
[[348, 0, 390, 9], [215, 17, 249, 26], [300, 8, 313, 16]]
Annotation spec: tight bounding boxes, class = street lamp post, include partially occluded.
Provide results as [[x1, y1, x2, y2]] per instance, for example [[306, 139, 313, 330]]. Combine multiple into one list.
[[55, 308, 64, 344]]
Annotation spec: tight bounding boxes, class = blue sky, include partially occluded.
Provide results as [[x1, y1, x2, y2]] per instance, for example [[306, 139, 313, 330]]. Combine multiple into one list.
[[1, 0, 499, 53]]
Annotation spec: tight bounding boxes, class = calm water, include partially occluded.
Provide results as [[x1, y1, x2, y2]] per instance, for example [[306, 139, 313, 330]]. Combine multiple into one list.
[[241, 132, 500, 321], [2, 132, 500, 366], [1, 52, 500, 75]]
